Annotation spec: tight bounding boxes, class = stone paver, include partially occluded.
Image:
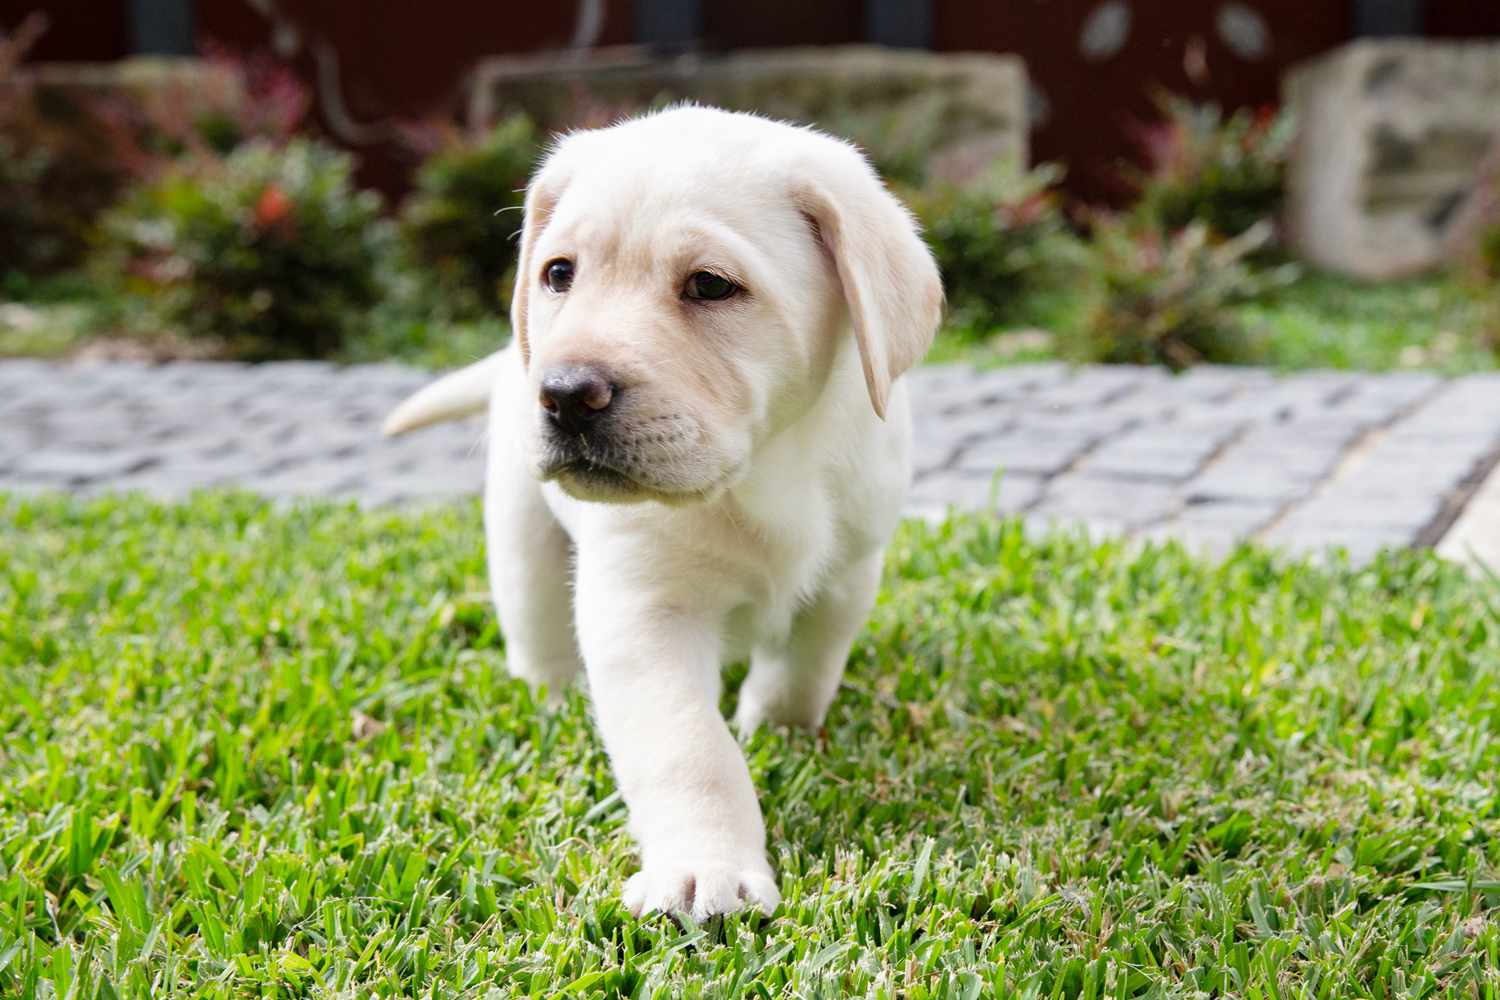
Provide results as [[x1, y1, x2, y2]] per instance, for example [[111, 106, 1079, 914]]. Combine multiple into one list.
[[3, 359, 1499, 567]]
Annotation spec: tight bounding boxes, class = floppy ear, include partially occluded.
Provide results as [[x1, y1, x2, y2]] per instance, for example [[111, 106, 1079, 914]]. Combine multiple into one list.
[[509, 163, 568, 369], [795, 167, 943, 418]]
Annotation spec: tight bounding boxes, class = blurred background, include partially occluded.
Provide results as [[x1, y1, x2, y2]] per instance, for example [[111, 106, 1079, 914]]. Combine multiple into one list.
[[3, 0, 1500, 372]]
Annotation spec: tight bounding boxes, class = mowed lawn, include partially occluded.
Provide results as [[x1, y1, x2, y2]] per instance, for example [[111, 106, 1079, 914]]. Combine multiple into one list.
[[2, 494, 1498, 998]]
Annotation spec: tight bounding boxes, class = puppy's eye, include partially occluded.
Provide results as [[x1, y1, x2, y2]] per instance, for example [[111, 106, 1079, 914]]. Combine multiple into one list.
[[684, 271, 738, 302], [543, 259, 575, 293]]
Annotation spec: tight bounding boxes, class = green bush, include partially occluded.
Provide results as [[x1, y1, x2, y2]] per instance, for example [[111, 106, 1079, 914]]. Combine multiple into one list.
[[1, 18, 311, 283], [905, 162, 1084, 335], [1474, 212, 1500, 357], [1130, 93, 1295, 242], [814, 99, 948, 189], [99, 139, 389, 357], [1069, 219, 1296, 369], [398, 115, 541, 317], [0, 17, 122, 278]]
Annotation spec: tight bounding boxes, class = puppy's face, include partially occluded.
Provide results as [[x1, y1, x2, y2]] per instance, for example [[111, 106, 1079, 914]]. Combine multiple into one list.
[[515, 109, 941, 504]]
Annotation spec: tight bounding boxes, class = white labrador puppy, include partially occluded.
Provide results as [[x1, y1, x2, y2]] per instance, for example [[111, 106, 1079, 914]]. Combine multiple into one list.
[[383, 106, 942, 920]]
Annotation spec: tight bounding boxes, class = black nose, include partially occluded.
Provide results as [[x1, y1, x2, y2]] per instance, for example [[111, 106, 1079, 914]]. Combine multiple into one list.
[[540, 365, 616, 434]]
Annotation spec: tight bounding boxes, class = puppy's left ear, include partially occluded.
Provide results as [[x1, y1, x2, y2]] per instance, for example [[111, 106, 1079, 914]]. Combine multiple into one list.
[[796, 164, 943, 419]]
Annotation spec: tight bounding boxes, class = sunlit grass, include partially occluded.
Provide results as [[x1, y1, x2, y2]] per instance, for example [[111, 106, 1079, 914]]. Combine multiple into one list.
[[2, 494, 1497, 996]]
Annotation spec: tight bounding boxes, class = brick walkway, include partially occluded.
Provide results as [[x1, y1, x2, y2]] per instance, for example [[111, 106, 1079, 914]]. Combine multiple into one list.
[[3, 359, 1499, 564]]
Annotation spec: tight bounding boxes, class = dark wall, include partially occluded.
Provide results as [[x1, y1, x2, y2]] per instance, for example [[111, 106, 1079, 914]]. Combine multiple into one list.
[[6, 0, 1498, 203], [1, 0, 129, 61], [934, 0, 1350, 201], [1425, 0, 1500, 37]]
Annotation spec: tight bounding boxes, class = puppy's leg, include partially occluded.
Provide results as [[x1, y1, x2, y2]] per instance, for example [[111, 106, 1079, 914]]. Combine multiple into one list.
[[484, 390, 583, 698], [735, 551, 883, 733], [574, 561, 779, 920]]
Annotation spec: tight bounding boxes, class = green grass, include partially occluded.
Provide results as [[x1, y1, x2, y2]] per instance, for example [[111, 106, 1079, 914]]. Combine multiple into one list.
[[3, 494, 1498, 997], [1233, 271, 1497, 374], [938, 269, 1497, 374]]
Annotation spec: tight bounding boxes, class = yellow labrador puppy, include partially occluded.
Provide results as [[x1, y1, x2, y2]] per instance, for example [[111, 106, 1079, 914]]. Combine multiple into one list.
[[384, 106, 942, 920]]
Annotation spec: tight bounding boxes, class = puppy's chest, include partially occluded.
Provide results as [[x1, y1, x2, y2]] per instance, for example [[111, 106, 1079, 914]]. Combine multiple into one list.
[[720, 490, 841, 658]]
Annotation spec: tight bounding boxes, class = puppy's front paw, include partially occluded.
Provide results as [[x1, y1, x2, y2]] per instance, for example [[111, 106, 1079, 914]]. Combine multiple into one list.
[[623, 856, 780, 921], [733, 693, 823, 736]]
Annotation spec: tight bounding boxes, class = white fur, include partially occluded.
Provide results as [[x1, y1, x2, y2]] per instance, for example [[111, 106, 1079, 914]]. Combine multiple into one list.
[[386, 107, 942, 920]]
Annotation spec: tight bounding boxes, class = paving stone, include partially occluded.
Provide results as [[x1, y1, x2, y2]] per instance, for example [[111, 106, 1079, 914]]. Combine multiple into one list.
[[1392, 377, 1500, 437], [1110, 423, 1230, 451], [1437, 458, 1500, 571], [1170, 365, 1277, 399], [914, 408, 1013, 449], [5, 359, 1495, 554], [1273, 491, 1443, 533], [1011, 408, 1138, 438], [33, 417, 150, 451], [1244, 418, 1372, 446], [919, 365, 1063, 414], [352, 466, 485, 506], [1331, 441, 1495, 498], [1331, 372, 1441, 418], [1173, 396, 1290, 425], [1177, 497, 1282, 531], [16, 448, 159, 484], [101, 461, 238, 501], [1186, 464, 1314, 504], [0, 358, 58, 386], [1029, 366, 1161, 410], [956, 432, 1097, 477], [1135, 520, 1243, 559], [1022, 514, 1131, 543], [0, 479, 66, 499], [1094, 397, 1176, 426], [906, 470, 1045, 514], [1035, 473, 1180, 527], [1259, 520, 1412, 564], [239, 463, 363, 499], [1213, 443, 1345, 481], [1075, 445, 1207, 481]]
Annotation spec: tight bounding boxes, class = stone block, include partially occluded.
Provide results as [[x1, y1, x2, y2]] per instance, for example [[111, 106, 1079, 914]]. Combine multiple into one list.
[[1177, 498, 1282, 532], [1134, 521, 1243, 560], [1259, 520, 1412, 564], [16, 448, 158, 485], [1276, 491, 1443, 533], [1187, 463, 1313, 504], [1284, 40, 1500, 278], [957, 432, 1096, 477], [1034, 473, 1180, 527], [1075, 446, 1207, 482], [907, 470, 1044, 514], [468, 46, 1027, 183]]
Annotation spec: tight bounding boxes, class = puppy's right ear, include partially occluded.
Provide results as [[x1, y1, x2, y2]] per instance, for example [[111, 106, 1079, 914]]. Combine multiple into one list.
[[793, 159, 943, 420], [510, 161, 568, 369]]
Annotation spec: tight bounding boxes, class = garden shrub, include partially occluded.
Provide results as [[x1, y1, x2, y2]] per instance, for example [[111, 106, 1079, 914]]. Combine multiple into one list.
[[1068, 218, 1296, 369], [1130, 92, 1295, 242], [398, 114, 541, 317], [0, 16, 121, 278], [99, 138, 389, 357], [1, 15, 309, 282], [905, 162, 1084, 335], [814, 98, 949, 190], [1470, 190, 1500, 356]]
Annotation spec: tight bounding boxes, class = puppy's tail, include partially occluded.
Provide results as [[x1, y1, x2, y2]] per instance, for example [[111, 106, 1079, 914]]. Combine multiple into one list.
[[382, 355, 500, 436]]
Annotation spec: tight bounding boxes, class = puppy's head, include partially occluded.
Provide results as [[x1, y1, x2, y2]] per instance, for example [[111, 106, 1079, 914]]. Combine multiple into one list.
[[511, 106, 942, 504]]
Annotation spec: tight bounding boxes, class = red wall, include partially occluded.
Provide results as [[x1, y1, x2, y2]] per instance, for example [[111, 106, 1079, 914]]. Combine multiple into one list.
[[7, 1, 1498, 202], [934, 0, 1350, 201]]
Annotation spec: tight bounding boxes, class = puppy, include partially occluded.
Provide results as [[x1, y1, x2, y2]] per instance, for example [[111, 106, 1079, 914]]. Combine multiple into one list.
[[384, 106, 942, 919]]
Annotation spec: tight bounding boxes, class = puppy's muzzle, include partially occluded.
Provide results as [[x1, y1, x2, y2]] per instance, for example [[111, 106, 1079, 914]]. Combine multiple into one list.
[[540, 364, 617, 436]]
